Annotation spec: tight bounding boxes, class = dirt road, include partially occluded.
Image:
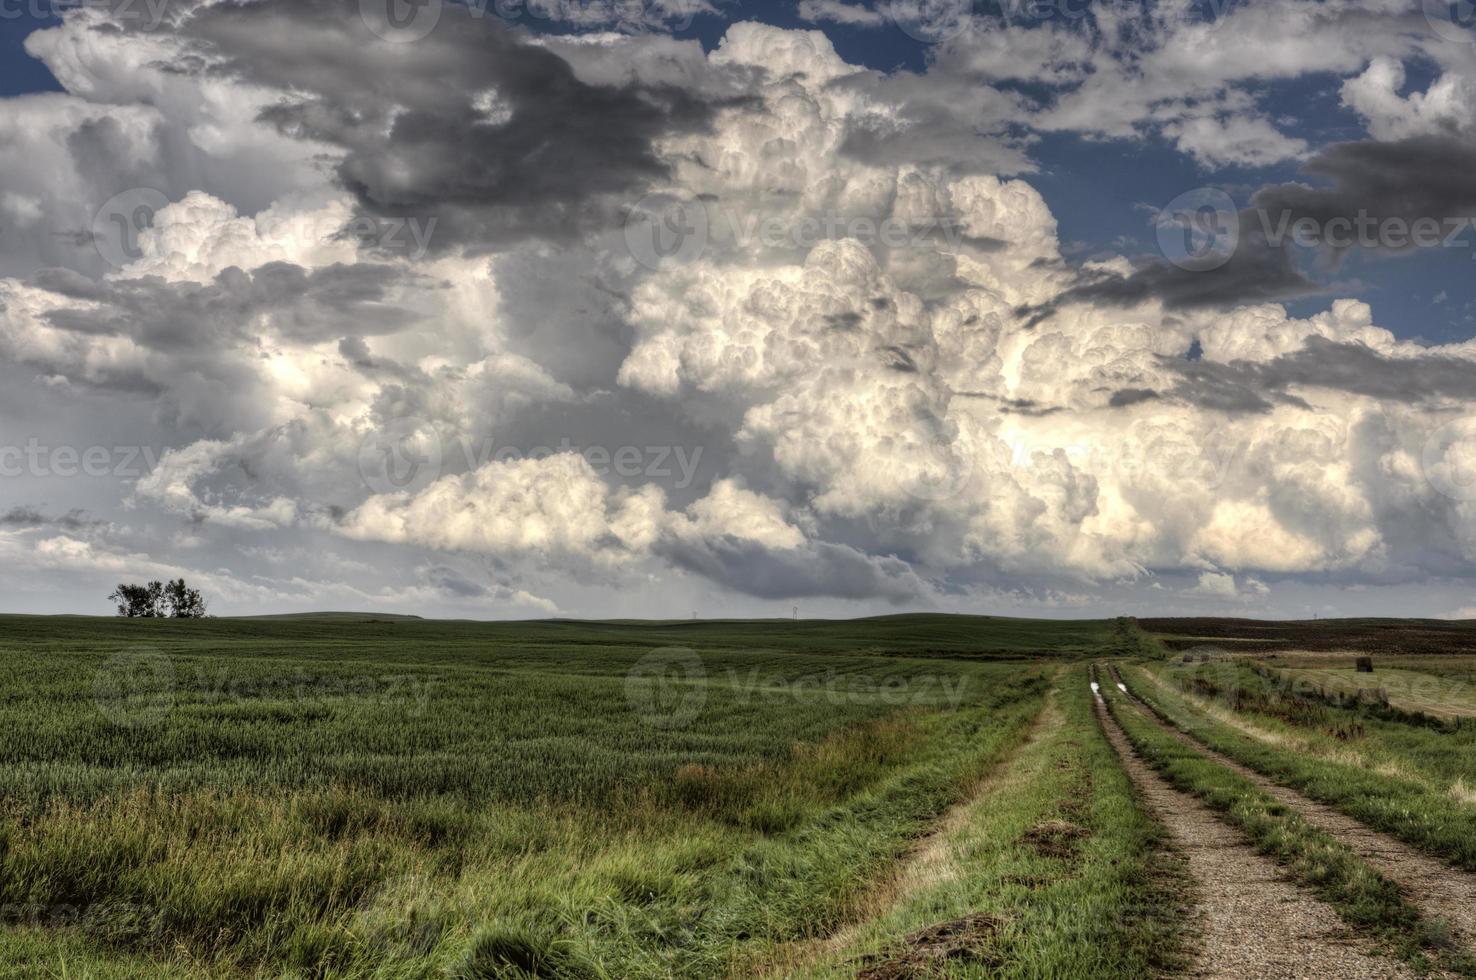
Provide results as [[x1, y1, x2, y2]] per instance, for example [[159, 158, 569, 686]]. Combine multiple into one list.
[[1093, 686, 1417, 979]]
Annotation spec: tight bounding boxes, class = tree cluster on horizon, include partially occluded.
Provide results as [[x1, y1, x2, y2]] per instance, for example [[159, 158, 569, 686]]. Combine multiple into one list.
[[108, 579, 208, 619]]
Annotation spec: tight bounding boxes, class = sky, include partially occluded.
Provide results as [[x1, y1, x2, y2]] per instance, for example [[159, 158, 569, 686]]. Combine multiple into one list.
[[5, 0, 1476, 620]]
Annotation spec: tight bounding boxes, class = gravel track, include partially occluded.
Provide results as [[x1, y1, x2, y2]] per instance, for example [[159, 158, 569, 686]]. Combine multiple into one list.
[[1093, 683, 1418, 979], [1116, 663, 1476, 958]]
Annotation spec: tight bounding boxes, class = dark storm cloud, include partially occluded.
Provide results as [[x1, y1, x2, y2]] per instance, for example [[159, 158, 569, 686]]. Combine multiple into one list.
[[1161, 337, 1476, 414], [66, 115, 171, 205], [1024, 136, 1476, 320], [1021, 210, 1322, 322], [1107, 388, 1159, 408], [953, 391, 1062, 416], [0, 506, 103, 530], [1251, 136, 1476, 254], [659, 535, 929, 603], [424, 565, 487, 598], [33, 262, 428, 349], [183, 0, 721, 252]]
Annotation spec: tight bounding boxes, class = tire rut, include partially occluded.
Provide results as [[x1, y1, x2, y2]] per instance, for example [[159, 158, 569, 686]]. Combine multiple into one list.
[[753, 692, 1060, 978], [1092, 681, 1418, 980], [1117, 663, 1476, 953]]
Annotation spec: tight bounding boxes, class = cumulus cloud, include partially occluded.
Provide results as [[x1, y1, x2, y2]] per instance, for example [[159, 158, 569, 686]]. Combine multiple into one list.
[[1342, 58, 1476, 142], [7, 3, 1476, 618], [1162, 115, 1309, 169], [903, 0, 1414, 167], [186, 0, 724, 253], [796, 0, 888, 27]]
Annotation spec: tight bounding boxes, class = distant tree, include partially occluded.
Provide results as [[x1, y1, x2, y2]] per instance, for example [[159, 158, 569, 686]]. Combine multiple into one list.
[[109, 579, 206, 618], [109, 581, 165, 618], [164, 578, 207, 619]]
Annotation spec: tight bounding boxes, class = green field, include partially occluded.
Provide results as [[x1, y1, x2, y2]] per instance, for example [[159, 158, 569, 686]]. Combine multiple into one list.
[[0, 613, 1144, 978], [10, 613, 1476, 977]]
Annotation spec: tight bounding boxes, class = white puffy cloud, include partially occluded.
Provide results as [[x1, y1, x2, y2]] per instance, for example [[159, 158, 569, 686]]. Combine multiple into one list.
[[602, 23, 1476, 592], [340, 453, 644, 559], [796, 0, 888, 27], [1341, 56, 1476, 141], [118, 192, 363, 282], [8, 7, 1476, 618], [671, 478, 807, 550], [2, 10, 336, 279], [1162, 114, 1310, 168], [912, 0, 1419, 164]]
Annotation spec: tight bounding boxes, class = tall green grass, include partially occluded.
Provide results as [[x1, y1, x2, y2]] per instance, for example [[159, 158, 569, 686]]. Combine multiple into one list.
[[781, 668, 1189, 979], [0, 616, 1058, 977]]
